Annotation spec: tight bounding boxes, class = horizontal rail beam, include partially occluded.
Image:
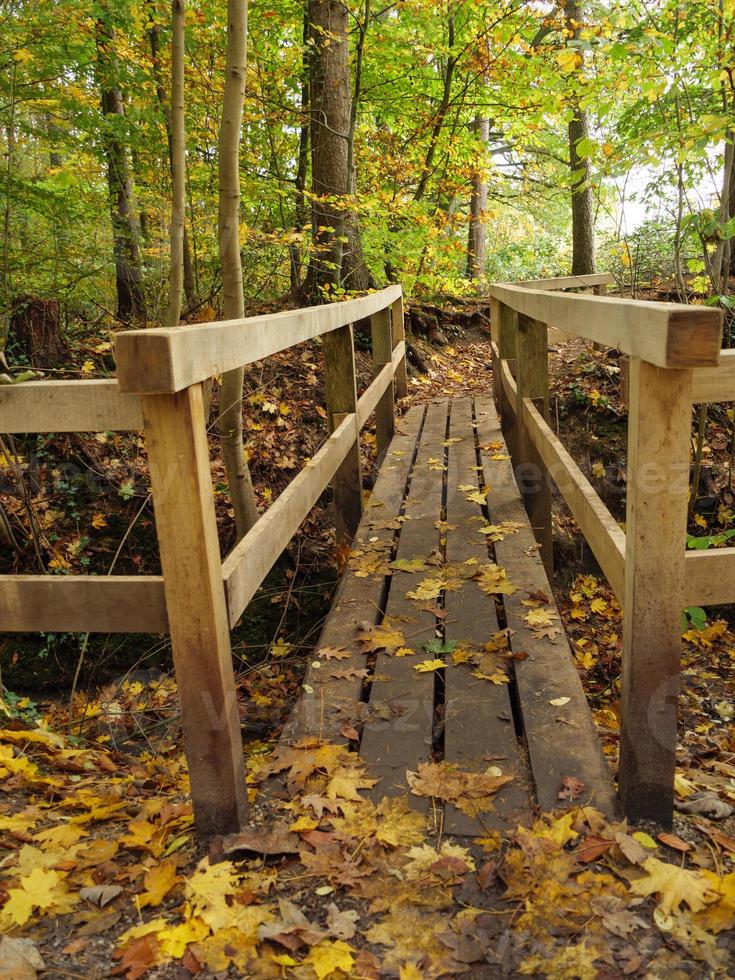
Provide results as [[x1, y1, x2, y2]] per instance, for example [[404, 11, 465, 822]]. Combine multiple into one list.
[[489, 283, 722, 368], [684, 548, 735, 605], [115, 286, 403, 394], [496, 345, 518, 406], [522, 398, 626, 600], [222, 411, 358, 628], [0, 575, 168, 633], [692, 349, 735, 403], [0, 380, 143, 433], [516, 273, 614, 291]]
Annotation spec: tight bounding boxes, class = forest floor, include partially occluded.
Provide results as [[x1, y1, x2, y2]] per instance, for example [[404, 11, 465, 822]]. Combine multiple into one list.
[[0, 318, 734, 978]]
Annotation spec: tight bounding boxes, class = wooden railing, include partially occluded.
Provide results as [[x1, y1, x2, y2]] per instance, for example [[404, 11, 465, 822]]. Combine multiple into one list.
[[0, 285, 406, 838], [489, 273, 726, 825]]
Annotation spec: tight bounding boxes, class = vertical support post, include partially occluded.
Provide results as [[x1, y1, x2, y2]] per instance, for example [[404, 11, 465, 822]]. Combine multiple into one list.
[[391, 292, 408, 399], [142, 384, 248, 839], [491, 301, 521, 459], [619, 358, 692, 826], [492, 300, 519, 459], [370, 305, 395, 462], [323, 324, 362, 544], [515, 314, 553, 579]]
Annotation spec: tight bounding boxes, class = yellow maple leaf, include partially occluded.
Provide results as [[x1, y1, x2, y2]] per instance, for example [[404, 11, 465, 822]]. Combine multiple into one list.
[[465, 488, 490, 505], [630, 856, 714, 915], [374, 797, 427, 848], [198, 925, 258, 972], [138, 857, 179, 909], [305, 939, 354, 979], [406, 577, 444, 601], [520, 941, 602, 979], [475, 563, 518, 596], [414, 659, 445, 673], [326, 765, 377, 801], [356, 620, 406, 653], [525, 607, 557, 628], [1, 867, 76, 927], [477, 521, 522, 541]]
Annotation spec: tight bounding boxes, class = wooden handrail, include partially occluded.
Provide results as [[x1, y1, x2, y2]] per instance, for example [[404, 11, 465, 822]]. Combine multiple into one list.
[[114, 284, 403, 393], [515, 273, 614, 291], [490, 282, 722, 368], [489, 277, 735, 827], [0, 575, 167, 632], [0, 284, 408, 838], [0, 379, 144, 433]]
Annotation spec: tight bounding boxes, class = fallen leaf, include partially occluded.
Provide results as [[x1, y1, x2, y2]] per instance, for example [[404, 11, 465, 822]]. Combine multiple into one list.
[[222, 822, 300, 856], [79, 884, 123, 908], [0, 937, 44, 980], [630, 856, 713, 915]]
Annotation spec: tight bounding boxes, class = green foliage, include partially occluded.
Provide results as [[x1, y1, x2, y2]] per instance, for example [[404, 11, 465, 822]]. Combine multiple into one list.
[[1, 0, 734, 320]]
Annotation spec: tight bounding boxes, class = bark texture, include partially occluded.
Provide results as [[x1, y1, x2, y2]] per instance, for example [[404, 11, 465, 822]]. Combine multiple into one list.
[[565, 0, 596, 277], [95, 14, 147, 323], [149, 12, 196, 305], [304, 0, 371, 299], [165, 0, 186, 328], [466, 116, 489, 280], [217, 0, 259, 538]]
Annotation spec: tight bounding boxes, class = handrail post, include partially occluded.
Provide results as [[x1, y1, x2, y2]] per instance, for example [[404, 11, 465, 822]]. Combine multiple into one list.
[[391, 292, 408, 399], [515, 313, 553, 578], [618, 358, 693, 826], [491, 299, 518, 459], [323, 324, 362, 544], [142, 383, 248, 839], [370, 305, 395, 462]]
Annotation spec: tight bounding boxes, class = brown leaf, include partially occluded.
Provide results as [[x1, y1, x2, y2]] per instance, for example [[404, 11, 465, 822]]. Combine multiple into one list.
[[317, 646, 351, 661], [329, 667, 369, 681], [111, 935, 159, 980], [477, 860, 498, 890], [696, 824, 735, 854], [79, 884, 123, 908], [657, 832, 691, 853], [558, 775, 586, 802], [576, 835, 614, 864], [222, 822, 300, 857]]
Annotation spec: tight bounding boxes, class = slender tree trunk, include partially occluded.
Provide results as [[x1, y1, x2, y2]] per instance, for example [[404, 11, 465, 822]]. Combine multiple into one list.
[[165, 0, 186, 328], [290, 8, 310, 294], [95, 15, 147, 323], [218, 0, 258, 538], [2, 65, 16, 351], [341, 0, 372, 292], [466, 116, 489, 280], [565, 0, 596, 276], [303, 0, 351, 300], [149, 11, 196, 305], [414, 14, 456, 205]]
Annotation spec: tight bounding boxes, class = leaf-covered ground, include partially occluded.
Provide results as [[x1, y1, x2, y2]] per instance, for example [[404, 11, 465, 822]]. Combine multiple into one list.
[[2, 325, 735, 977]]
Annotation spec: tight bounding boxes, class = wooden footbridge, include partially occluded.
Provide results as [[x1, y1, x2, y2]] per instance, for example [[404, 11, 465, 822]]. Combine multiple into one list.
[[0, 275, 729, 839]]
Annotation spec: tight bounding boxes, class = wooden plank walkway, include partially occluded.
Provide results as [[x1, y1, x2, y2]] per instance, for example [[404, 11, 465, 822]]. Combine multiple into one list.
[[279, 395, 616, 835]]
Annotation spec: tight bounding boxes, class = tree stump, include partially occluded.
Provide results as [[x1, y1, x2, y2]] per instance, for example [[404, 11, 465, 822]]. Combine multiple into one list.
[[9, 296, 67, 368]]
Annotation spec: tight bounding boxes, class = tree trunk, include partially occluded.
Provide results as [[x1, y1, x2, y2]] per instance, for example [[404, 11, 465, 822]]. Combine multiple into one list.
[[149, 11, 196, 306], [303, 0, 351, 300], [565, 0, 596, 276], [466, 116, 489, 280], [9, 296, 67, 367], [165, 0, 186, 328], [95, 14, 147, 324], [290, 8, 310, 294], [217, 0, 259, 538]]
